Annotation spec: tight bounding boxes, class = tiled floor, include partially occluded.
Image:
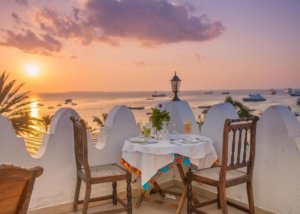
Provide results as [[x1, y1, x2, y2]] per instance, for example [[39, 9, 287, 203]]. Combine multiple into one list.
[[67, 190, 243, 214]]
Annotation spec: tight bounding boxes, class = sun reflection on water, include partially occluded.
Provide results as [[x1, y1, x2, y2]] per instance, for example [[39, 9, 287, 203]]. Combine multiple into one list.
[[30, 100, 39, 118]]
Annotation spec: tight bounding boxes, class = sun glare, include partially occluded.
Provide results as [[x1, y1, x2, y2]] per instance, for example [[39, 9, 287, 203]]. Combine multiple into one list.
[[25, 64, 39, 77]]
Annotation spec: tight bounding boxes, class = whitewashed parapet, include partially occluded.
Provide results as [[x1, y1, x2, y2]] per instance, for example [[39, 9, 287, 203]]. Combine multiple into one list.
[[158, 100, 200, 134], [253, 105, 300, 214], [88, 105, 140, 166], [0, 106, 140, 211], [200, 104, 300, 213], [200, 103, 239, 159]]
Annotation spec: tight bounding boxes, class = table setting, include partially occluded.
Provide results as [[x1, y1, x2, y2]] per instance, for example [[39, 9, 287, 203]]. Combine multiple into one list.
[[120, 108, 218, 213]]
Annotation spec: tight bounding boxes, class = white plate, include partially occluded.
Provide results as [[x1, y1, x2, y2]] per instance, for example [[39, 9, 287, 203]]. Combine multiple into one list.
[[129, 137, 157, 144]]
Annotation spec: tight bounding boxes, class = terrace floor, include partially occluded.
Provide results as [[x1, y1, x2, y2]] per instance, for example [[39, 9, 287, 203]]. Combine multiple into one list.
[[65, 187, 243, 214]]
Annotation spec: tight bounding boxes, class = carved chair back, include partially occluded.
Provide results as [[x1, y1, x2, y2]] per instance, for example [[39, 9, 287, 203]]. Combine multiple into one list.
[[220, 117, 258, 180], [70, 117, 91, 177], [0, 164, 43, 214]]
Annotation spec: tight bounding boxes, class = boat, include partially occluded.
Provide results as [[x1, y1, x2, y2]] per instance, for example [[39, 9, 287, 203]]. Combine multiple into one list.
[[294, 112, 299, 117], [152, 92, 167, 97], [128, 106, 145, 110], [290, 89, 300, 96], [204, 91, 213, 94], [37, 103, 44, 107], [297, 98, 300, 105], [65, 98, 72, 104], [284, 88, 292, 94], [243, 94, 266, 102], [269, 89, 277, 95], [48, 106, 55, 110], [56, 104, 62, 107], [198, 105, 211, 109], [72, 103, 78, 106], [222, 91, 230, 95], [146, 97, 153, 100]]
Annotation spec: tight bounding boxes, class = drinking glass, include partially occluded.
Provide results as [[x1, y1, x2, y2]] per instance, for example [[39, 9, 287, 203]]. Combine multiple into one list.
[[183, 121, 192, 138], [143, 123, 151, 139]]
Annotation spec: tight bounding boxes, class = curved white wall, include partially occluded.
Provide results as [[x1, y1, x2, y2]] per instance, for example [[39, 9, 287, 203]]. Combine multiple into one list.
[[1, 103, 300, 213], [159, 100, 200, 134], [201, 103, 239, 159], [0, 106, 140, 210]]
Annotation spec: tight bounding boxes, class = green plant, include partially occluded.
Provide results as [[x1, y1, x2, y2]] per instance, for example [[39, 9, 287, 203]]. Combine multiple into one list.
[[92, 113, 108, 127], [149, 108, 170, 131], [0, 71, 39, 135], [40, 114, 53, 131], [225, 96, 253, 118]]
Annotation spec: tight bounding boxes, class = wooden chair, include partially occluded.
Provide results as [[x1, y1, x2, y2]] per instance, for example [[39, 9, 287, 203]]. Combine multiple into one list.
[[70, 117, 132, 214], [187, 117, 258, 214], [0, 164, 43, 214]]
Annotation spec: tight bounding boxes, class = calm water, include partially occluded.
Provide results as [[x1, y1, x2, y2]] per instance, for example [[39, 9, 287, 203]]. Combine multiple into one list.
[[33, 89, 300, 123], [25, 89, 300, 154]]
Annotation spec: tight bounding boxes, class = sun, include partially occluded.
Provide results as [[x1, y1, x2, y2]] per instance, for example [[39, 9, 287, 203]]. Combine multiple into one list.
[[25, 64, 40, 77]]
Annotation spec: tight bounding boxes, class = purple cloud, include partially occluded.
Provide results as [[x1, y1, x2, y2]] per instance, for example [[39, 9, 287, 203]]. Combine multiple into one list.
[[0, 29, 62, 55], [84, 0, 224, 45], [15, 0, 28, 6], [1, 0, 224, 55]]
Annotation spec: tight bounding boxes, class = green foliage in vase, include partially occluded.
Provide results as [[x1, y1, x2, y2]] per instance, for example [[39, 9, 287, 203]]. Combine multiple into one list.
[[149, 108, 170, 131]]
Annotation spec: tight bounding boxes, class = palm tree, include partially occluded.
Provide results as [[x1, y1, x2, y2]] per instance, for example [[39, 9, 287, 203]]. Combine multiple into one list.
[[92, 113, 108, 127], [40, 114, 53, 131], [0, 71, 38, 135], [225, 96, 253, 118]]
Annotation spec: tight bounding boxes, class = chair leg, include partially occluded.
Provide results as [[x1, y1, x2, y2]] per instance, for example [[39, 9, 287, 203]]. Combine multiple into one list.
[[247, 181, 255, 214], [82, 183, 91, 214], [187, 171, 193, 214], [112, 181, 117, 205], [217, 187, 221, 209], [73, 176, 81, 212], [126, 173, 132, 214], [219, 185, 228, 214]]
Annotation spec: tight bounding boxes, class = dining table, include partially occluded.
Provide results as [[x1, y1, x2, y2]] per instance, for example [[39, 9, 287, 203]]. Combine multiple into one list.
[[120, 133, 218, 214]]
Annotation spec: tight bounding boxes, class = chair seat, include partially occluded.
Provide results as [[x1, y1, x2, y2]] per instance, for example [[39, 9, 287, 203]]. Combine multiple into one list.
[[90, 164, 127, 178], [194, 166, 246, 181]]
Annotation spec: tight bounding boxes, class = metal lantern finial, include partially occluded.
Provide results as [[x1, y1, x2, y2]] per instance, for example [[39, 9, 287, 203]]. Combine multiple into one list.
[[170, 71, 181, 101]]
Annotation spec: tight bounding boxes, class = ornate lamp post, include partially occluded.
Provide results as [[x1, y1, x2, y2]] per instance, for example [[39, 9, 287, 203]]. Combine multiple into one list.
[[171, 72, 181, 101]]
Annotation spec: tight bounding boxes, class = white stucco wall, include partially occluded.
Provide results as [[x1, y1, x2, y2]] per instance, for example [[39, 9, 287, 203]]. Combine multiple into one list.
[[0, 106, 140, 210], [158, 100, 200, 134], [200, 104, 300, 214], [1, 103, 300, 213]]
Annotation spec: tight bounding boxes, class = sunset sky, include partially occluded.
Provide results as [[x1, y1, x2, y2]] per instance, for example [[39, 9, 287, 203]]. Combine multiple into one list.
[[0, 0, 299, 93]]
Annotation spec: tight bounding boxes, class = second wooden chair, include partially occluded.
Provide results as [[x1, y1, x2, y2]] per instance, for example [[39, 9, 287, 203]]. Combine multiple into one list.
[[70, 117, 132, 214], [187, 117, 258, 214]]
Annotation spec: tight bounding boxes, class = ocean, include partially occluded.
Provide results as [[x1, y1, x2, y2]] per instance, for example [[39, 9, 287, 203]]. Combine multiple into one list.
[[33, 89, 300, 123], [24, 89, 300, 154]]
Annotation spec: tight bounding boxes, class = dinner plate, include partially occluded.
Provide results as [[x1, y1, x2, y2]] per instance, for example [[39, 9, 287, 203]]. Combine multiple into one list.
[[129, 137, 157, 144]]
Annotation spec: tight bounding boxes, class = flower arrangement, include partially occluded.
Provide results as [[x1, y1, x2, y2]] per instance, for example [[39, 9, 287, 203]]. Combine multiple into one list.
[[149, 108, 170, 131]]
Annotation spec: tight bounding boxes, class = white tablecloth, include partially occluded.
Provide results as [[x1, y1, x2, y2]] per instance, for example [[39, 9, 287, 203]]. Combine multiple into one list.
[[122, 134, 217, 186]]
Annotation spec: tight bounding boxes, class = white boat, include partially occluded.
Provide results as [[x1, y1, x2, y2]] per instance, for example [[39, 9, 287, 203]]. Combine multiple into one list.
[[290, 89, 300, 96], [297, 98, 300, 105], [243, 94, 266, 102], [152, 92, 167, 97]]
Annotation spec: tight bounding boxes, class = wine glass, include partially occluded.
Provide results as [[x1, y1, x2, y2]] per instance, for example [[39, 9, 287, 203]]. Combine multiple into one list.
[[183, 121, 192, 138], [143, 123, 151, 139]]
